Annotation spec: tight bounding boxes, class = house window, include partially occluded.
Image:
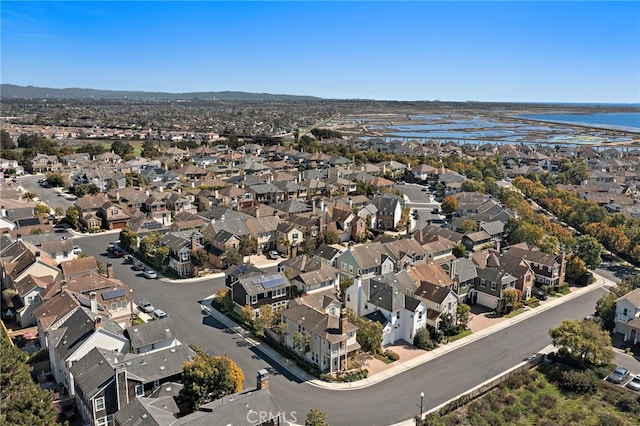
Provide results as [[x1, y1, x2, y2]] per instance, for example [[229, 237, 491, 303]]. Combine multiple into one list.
[[272, 288, 286, 298], [111, 302, 117, 311], [623, 308, 628, 317], [153, 380, 160, 388], [96, 416, 112, 426], [111, 208, 118, 215], [396, 312, 400, 319], [95, 396, 105, 411], [121, 301, 127, 309], [292, 233, 299, 241], [490, 283, 496, 291], [135, 385, 144, 396], [250, 295, 257, 305], [349, 265, 353, 273], [480, 279, 486, 288]]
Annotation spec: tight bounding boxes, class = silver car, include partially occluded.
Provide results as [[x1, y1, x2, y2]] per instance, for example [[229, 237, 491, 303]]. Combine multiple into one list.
[[138, 300, 154, 313], [608, 367, 630, 384], [626, 375, 640, 391]]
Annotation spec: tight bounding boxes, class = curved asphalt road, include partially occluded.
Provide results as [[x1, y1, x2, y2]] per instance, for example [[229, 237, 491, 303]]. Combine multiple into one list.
[[76, 233, 608, 425]]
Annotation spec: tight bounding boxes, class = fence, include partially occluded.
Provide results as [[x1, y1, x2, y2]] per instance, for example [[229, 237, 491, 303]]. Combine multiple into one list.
[[421, 352, 546, 423]]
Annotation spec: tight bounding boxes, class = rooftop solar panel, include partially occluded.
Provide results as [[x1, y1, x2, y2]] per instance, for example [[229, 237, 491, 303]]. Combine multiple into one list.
[[102, 288, 126, 300]]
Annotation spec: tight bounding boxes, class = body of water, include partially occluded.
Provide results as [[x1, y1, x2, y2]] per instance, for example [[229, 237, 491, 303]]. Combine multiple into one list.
[[519, 112, 640, 130]]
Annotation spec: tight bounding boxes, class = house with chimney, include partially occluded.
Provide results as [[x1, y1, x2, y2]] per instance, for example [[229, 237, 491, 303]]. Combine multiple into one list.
[[228, 268, 294, 317], [47, 307, 129, 396], [280, 305, 359, 374], [503, 243, 566, 287]]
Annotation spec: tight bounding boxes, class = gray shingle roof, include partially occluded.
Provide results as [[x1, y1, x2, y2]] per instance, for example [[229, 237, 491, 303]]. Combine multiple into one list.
[[125, 318, 177, 349]]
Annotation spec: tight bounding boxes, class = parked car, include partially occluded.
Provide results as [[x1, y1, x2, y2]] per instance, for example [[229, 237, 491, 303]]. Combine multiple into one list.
[[72, 245, 82, 254], [531, 287, 547, 301], [626, 375, 640, 391], [608, 367, 630, 384], [143, 269, 158, 279], [111, 249, 125, 258], [268, 250, 280, 260], [138, 300, 155, 313], [132, 261, 145, 271], [123, 254, 134, 264], [152, 309, 168, 319], [107, 241, 121, 252]]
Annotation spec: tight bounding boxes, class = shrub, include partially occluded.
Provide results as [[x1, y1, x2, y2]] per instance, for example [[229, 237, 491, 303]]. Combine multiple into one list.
[[557, 369, 597, 394], [385, 350, 400, 361], [414, 328, 437, 350]]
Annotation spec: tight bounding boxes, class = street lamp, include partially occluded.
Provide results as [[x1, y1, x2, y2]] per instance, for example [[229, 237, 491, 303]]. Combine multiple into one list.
[[419, 391, 424, 422]]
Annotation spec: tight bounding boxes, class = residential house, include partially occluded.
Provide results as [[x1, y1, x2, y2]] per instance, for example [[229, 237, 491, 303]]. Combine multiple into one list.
[[444, 257, 478, 304], [60, 256, 99, 280], [472, 267, 517, 310], [373, 194, 403, 230], [48, 308, 129, 396], [346, 275, 427, 345], [159, 230, 205, 277], [504, 243, 566, 287], [275, 222, 303, 257], [12, 274, 55, 328], [335, 242, 395, 279], [206, 229, 241, 269], [246, 216, 280, 254], [281, 305, 359, 374], [124, 318, 180, 355], [313, 243, 347, 268], [613, 288, 640, 345], [280, 254, 340, 294], [229, 271, 294, 316], [31, 154, 59, 173], [382, 238, 428, 271]]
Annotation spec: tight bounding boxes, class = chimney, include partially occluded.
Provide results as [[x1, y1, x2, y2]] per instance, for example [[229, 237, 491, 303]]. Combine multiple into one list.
[[115, 190, 120, 201], [106, 262, 114, 279], [60, 280, 67, 291], [256, 369, 269, 390], [17, 233, 22, 241], [339, 309, 348, 335], [0, 205, 5, 217], [90, 292, 98, 313], [94, 316, 103, 330], [115, 363, 128, 408], [35, 251, 41, 258], [348, 197, 353, 209], [159, 185, 164, 193], [214, 189, 219, 199]]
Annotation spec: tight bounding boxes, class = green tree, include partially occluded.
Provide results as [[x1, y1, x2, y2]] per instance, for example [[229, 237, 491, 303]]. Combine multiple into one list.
[[155, 245, 169, 267], [302, 237, 317, 255], [355, 318, 383, 354], [575, 235, 602, 269], [54, 206, 64, 217], [549, 319, 614, 367], [111, 140, 135, 159], [305, 409, 329, 426], [65, 206, 79, 228], [97, 261, 106, 275], [438, 313, 456, 337], [324, 231, 340, 245], [181, 354, 244, 409], [45, 172, 66, 187], [413, 328, 437, 350], [190, 247, 208, 275], [239, 236, 258, 256], [34, 204, 50, 218], [500, 288, 521, 314], [455, 303, 471, 329], [595, 292, 618, 332], [139, 232, 161, 259], [0, 328, 58, 425], [1, 130, 16, 150], [22, 191, 36, 201], [119, 226, 138, 251], [565, 255, 587, 283], [452, 243, 466, 258], [254, 305, 277, 337], [224, 246, 240, 267], [293, 331, 311, 354], [460, 219, 478, 234], [274, 322, 288, 345], [141, 140, 159, 159], [440, 195, 458, 215]]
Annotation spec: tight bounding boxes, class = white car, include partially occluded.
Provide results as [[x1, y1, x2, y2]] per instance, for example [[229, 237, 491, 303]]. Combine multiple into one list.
[[143, 270, 158, 279], [153, 309, 168, 319], [627, 375, 640, 391], [72, 245, 82, 254]]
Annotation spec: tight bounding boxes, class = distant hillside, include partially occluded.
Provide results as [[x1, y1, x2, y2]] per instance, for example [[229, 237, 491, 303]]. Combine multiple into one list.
[[0, 84, 322, 101]]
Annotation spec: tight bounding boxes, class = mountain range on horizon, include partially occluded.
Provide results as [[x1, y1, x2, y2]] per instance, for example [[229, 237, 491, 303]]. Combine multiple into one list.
[[0, 84, 323, 101]]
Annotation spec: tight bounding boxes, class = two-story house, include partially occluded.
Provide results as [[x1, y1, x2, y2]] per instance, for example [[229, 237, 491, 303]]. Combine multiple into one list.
[[614, 288, 640, 345], [159, 230, 205, 277], [335, 242, 395, 279], [279, 254, 340, 295], [504, 243, 566, 287], [281, 305, 359, 374], [230, 271, 294, 316], [346, 275, 427, 346]]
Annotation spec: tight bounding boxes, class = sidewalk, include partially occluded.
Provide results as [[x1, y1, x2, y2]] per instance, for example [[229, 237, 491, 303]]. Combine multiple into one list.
[[203, 273, 609, 391]]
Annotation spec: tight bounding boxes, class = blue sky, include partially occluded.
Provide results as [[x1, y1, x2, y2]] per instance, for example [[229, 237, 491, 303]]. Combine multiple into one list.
[[2, 1, 639, 103]]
